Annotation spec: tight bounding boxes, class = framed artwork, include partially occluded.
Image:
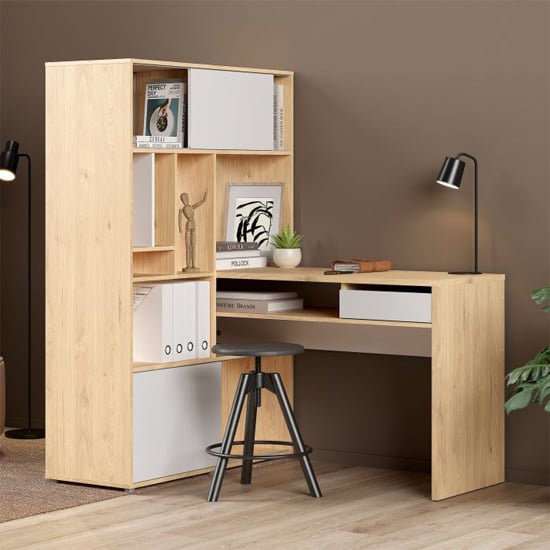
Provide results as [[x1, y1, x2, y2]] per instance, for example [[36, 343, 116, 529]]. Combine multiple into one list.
[[225, 183, 283, 249]]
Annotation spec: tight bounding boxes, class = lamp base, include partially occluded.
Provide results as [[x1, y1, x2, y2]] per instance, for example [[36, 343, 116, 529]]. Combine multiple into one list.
[[5, 428, 45, 440], [448, 271, 482, 275]]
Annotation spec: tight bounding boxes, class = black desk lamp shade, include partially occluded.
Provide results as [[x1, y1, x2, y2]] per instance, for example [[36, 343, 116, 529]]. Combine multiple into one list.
[[0, 140, 45, 439], [436, 152, 481, 275]]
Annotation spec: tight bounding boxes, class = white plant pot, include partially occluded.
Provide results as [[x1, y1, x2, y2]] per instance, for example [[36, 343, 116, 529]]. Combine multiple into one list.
[[272, 248, 302, 268]]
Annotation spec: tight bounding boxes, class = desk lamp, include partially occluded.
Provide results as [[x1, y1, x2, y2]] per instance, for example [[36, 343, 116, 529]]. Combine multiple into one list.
[[436, 152, 481, 275], [0, 140, 45, 439]]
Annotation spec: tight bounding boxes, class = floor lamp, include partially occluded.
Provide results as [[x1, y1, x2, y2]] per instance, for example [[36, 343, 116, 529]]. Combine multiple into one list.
[[0, 140, 45, 439], [436, 152, 482, 275]]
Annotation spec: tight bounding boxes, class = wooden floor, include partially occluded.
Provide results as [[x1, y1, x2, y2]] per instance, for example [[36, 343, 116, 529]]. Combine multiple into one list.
[[0, 461, 548, 549]]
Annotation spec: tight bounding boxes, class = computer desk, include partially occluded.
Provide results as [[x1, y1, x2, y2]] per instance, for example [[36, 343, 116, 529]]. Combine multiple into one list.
[[216, 268, 505, 501]]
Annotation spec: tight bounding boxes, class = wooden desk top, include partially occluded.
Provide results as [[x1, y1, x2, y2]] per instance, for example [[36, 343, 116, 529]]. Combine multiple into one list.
[[216, 267, 504, 286]]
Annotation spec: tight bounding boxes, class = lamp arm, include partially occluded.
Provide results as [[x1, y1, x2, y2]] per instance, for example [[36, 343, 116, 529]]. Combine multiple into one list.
[[456, 152, 479, 274]]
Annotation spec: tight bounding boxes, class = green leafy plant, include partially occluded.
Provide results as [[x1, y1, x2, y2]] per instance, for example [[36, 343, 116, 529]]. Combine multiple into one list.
[[270, 224, 303, 249], [505, 286, 550, 414]]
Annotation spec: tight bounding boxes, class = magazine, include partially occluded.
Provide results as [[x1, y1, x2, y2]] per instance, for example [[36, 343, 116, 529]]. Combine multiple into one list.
[[141, 80, 187, 146]]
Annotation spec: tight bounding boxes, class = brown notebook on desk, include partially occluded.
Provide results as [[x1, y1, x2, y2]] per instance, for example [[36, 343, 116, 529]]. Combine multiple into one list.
[[331, 259, 392, 273]]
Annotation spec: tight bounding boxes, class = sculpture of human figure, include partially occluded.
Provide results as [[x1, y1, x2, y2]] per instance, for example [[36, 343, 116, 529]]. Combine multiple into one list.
[[178, 191, 207, 272]]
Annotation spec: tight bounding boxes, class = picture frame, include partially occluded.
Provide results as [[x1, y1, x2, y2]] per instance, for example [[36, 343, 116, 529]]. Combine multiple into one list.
[[225, 183, 283, 250]]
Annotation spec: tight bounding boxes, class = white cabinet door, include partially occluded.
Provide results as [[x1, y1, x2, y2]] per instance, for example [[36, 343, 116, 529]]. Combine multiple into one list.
[[133, 362, 221, 483]]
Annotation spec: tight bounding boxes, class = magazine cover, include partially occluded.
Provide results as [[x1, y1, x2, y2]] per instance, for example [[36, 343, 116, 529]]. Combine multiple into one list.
[[143, 80, 186, 145]]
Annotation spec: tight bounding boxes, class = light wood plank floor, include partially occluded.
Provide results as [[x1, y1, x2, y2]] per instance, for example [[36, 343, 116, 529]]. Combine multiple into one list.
[[0, 462, 548, 549]]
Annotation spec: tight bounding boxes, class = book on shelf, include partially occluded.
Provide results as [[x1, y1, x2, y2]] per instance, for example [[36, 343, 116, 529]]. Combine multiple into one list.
[[216, 297, 303, 313], [216, 255, 267, 270], [133, 135, 181, 149], [142, 79, 187, 147], [216, 290, 298, 300], [331, 259, 392, 273], [216, 249, 263, 260], [216, 240, 260, 252], [273, 83, 284, 150]]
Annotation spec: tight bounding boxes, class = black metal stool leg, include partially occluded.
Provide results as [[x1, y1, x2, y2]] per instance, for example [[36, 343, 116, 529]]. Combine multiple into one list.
[[208, 372, 252, 502], [270, 372, 322, 498], [241, 383, 258, 484]]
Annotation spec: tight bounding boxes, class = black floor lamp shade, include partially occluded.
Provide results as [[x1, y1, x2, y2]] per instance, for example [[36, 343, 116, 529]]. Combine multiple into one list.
[[0, 139, 45, 439]]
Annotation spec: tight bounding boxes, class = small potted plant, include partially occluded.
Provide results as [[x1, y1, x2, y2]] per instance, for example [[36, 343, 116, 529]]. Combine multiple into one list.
[[271, 224, 303, 268]]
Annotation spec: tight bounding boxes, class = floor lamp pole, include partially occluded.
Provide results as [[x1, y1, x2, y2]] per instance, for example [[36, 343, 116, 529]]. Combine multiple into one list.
[[5, 152, 45, 439]]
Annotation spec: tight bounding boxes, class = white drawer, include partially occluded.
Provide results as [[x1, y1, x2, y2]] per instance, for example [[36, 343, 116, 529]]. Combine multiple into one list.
[[339, 288, 431, 323]]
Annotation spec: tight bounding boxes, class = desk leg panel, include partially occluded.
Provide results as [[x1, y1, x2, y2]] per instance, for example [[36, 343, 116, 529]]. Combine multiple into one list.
[[431, 278, 505, 500]]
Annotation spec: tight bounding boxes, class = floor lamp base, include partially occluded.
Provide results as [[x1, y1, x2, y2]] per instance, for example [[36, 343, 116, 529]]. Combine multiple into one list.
[[5, 428, 45, 440]]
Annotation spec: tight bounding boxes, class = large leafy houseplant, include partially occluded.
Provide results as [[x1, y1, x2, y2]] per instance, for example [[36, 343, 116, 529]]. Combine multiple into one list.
[[505, 287, 550, 414]]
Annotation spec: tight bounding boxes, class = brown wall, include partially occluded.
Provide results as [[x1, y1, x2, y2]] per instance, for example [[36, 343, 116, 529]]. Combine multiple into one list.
[[1, 0, 548, 484]]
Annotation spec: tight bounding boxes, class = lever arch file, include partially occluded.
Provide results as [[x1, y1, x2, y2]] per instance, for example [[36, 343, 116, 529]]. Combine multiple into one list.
[[173, 281, 197, 361], [196, 280, 211, 358], [133, 284, 175, 362], [133, 281, 211, 362]]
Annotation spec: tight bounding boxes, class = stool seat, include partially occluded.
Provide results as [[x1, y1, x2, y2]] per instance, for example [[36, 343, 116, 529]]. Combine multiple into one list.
[[212, 342, 304, 357], [206, 340, 321, 502]]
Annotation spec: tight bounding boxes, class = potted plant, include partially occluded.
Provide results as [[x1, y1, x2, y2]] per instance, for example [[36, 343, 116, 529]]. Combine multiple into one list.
[[505, 286, 550, 414], [271, 224, 303, 268]]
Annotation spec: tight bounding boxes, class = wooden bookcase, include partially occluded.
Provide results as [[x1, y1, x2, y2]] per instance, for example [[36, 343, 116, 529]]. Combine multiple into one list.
[[45, 59, 294, 489]]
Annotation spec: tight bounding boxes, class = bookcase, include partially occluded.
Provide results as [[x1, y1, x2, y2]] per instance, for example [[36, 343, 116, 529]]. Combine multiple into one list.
[[45, 59, 294, 489]]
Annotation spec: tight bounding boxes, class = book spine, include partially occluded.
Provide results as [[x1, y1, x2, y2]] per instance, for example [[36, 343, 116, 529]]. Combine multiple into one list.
[[216, 256, 267, 270], [133, 142, 181, 149], [216, 241, 260, 252], [134, 135, 179, 143], [216, 249, 262, 259], [216, 299, 270, 313], [273, 83, 284, 150]]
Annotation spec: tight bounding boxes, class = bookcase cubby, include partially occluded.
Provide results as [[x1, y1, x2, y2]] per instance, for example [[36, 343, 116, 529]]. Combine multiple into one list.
[[45, 59, 294, 488]]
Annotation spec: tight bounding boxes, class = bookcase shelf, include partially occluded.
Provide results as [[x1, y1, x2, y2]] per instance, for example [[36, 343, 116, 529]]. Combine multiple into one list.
[[45, 58, 294, 489]]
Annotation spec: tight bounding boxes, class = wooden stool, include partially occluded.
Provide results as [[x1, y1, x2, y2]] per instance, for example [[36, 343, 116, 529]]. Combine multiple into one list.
[[206, 342, 322, 501]]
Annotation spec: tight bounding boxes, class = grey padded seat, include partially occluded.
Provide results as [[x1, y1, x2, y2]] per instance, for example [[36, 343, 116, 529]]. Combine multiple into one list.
[[211, 342, 305, 357], [206, 341, 322, 501]]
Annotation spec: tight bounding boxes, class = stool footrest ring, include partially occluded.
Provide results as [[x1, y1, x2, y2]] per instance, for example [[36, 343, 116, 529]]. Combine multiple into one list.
[[206, 440, 313, 461]]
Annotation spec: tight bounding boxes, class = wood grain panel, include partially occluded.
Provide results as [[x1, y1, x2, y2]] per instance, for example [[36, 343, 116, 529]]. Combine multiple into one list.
[[45, 61, 134, 486], [431, 276, 505, 499]]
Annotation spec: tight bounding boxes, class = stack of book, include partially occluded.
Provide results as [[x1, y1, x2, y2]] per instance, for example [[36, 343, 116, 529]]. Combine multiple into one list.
[[216, 241, 267, 270], [331, 259, 391, 273], [216, 290, 303, 313]]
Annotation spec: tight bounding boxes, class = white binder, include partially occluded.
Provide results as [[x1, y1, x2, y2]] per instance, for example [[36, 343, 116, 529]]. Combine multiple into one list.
[[196, 281, 211, 358], [132, 154, 155, 247], [173, 281, 197, 361], [133, 284, 174, 362]]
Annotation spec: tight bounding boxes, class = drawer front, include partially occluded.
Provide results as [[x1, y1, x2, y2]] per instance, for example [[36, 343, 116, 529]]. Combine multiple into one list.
[[339, 289, 431, 323]]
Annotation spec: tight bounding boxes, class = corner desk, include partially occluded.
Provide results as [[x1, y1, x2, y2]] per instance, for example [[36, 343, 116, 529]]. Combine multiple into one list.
[[216, 267, 505, 501]]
